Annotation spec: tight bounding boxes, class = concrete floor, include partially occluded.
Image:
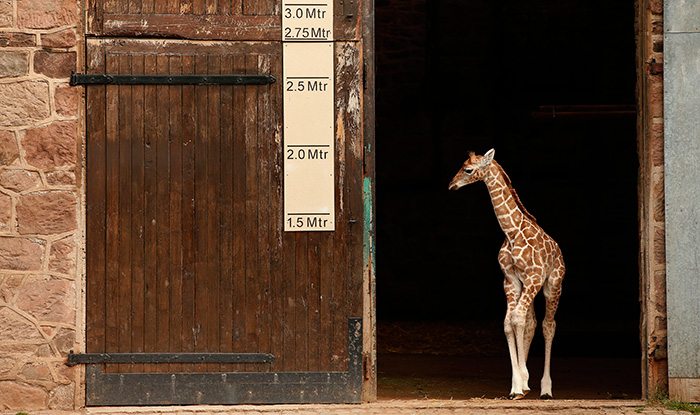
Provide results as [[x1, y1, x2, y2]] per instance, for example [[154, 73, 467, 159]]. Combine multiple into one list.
[[378, 354, 641, 400]]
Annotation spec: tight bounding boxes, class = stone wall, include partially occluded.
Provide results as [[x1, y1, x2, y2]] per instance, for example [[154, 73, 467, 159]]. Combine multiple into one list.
[[637, 0, 667, 399], [0, 0, 82, 411]]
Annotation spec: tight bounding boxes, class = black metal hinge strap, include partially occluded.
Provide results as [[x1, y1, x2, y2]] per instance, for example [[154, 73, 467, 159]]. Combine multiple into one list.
[[66, 352, 274, 367], [69, 73, 276, 86]]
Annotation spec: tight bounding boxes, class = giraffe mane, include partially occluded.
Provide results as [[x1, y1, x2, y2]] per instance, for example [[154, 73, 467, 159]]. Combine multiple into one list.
[[493, 161, 537, 223]]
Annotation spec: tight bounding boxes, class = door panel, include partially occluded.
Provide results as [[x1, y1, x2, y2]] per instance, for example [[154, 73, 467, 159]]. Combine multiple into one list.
[[85, 39, 363, 382]]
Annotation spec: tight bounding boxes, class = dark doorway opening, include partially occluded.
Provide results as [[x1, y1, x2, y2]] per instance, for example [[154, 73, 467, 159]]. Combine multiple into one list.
[[375, 0, 640, 400]]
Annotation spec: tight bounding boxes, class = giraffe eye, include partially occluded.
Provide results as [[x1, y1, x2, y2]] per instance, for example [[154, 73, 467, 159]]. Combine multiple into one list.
[[464, 168, 474, 175]]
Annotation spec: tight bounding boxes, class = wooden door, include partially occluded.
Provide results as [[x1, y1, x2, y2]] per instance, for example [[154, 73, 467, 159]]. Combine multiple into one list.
[[81, 0, 366, 406]]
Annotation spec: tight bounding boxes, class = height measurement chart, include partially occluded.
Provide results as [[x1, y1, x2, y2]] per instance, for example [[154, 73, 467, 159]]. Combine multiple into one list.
[[282, 1, 333, 41], [283, 42, 335, 231]]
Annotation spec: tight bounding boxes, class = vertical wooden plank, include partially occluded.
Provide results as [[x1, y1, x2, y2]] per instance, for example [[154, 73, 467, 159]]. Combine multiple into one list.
[[269, 52, 285, 372], [206, 53, 222, 371], [117, 54, 133, 373], [141, 0, 154, 14], [206, 0, 217, 14], [142, 53, 158, 372], [244, 53, 260, 371], [282, 231, 296, 371], [307, 230, 321, 371], [87, 0, 105, 34], [330, 45, 347, 372], [86, 44, 107, 355], [154, 0, 167, 20], [232, 0, 242, 16], [168, 55, 184, 372], [180, 0, 193, 15], [343, 42, 364, 320], [193, 52, 209, 371], [219, 54, 234, 372], [244, 0, 273, 16], [319, 231, 334, 370], [155, 54, 171, 373], [128, 0, 140, 14], [180, 54, 197, 372], [193, 0, 205, 15], [104, 0, 118, 14], [232, 54, 247, 363], [338, 43, 364, 376], [218, 0, 231, 15], [104, 53, 120, 373], [295, 231, 308, 371], [130, 53, 146, 373], [256, 54, 272, 371], [167, 0, 179, 14]]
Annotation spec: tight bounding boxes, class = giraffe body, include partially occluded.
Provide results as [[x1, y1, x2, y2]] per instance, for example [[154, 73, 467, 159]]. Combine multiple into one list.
[[449, 149, 565, 399]]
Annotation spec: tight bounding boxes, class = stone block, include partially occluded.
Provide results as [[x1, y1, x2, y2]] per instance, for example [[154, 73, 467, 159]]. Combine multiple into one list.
[[33, 50, 76, 78], [0, 80, 50, 127], [42, 28, 77, 48], [46, 170, 76, 186], [0, 51, 29, 78], [54, 84, 80, 117], [654, 223, 666, 265], [52, 327, 75, 354], [15, 275, 75, 323], [0, 32, 37, 47], [0, 380, 48, 410], [0, 0, 11, 28], [0, 130, 19, 165], [0, 356, 18, 377], [0, 192, 11, 232], [21, 120, 78, 169], [0, 169, 42, 192], [653, 174, 665, 222], [49, 237, 75, 275], [48, 383, 74, 409], [0, 274, 24, 303], [19, 361, 53, 383], [17, 0, 79, 29], [0, 237, 44, 271], [0, 307, 45, 342], [16, 191, 77, 235], [651, 121, 664, 167]]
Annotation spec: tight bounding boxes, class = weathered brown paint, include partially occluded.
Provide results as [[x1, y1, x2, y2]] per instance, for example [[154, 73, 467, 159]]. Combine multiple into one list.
[[85, 39, 365, 377], [87, 0, 361, 40]]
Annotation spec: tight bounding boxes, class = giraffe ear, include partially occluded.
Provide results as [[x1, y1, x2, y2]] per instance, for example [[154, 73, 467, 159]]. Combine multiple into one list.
[[481, 148, 495, 167]]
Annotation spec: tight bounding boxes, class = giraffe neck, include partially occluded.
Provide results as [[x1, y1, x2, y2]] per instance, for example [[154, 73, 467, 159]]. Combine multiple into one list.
[[483, 161, 531, 239]]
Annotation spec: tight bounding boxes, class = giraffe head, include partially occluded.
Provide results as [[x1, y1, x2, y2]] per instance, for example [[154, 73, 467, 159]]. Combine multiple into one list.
[[448, 148, 495, 191]]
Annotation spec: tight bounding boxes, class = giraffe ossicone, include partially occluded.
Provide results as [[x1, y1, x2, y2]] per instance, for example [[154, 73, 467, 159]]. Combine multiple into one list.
[[449, 148, 565, 400]]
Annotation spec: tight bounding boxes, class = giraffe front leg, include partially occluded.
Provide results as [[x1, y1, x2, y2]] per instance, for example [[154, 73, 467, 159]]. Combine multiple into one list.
[[504, 310, 524, 399], [502, 276, 525, 399], [511, 282, 541, 399]]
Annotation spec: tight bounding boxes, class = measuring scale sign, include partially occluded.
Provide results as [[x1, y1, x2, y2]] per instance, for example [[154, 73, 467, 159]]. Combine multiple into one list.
[[282, 0, 333, 41], [283, 42, 335, 231]]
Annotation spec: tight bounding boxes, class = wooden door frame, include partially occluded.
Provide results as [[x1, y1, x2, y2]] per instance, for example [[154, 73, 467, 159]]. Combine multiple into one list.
[[361, 0, 377, 403]]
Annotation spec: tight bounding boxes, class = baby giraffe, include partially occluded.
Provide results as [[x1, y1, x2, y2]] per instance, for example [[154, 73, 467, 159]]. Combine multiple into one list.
[[449, 149, 565, 400]]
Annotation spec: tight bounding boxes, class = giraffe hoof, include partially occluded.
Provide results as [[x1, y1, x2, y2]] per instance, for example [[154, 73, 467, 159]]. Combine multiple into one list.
[[509, 393, 525, 400], [540, 393, 553, 400]]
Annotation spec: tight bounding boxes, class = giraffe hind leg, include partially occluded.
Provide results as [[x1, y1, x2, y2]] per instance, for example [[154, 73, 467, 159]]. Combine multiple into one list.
[[540, 273, 563, 399], [522, 304, 537, 394]]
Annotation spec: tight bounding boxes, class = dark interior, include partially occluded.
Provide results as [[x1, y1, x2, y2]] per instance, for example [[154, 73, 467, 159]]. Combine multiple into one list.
[[375, 0, 640, 399]]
